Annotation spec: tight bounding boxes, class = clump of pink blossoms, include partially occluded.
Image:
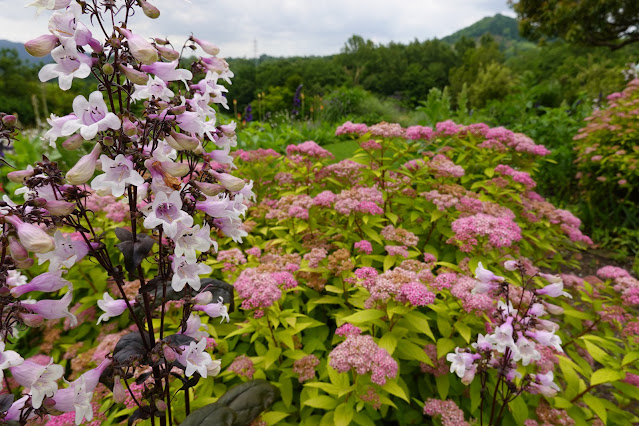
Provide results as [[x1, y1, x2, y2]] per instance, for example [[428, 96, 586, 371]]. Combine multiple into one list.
[[423, 398, 469, 426], [329, 324, 398, 385], [449, 213, 522, 252], [292, 354, 320, 383]]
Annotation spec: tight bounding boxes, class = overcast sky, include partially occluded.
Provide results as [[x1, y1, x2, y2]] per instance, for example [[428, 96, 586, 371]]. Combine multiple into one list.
[[0, 0, 514, 58]]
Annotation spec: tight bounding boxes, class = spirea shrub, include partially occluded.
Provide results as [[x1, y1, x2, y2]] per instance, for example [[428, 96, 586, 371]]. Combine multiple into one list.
[[200, 119, 639, 424], [573, 78, 639, 241], [0, 1, 279, 425]]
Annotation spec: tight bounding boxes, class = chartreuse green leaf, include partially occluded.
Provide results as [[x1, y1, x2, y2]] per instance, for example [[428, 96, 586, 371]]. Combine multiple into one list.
[[395, 340, 434, 366], [435, 374, 449, 400], [558, 356, 581, 400], [402, 311, 436, 341], [509, 395, 528, 426], [582, 340, 611, 364], [454, 321, 472, 343], [382, 379, 409, 402], [590, 368, 625, 386], [622, 351, 639, 366], [583, 393, 607, 424], [333, 403, 354, 426], [304, 382, 341, 395], [261, 412, 290, 424], [341, 309, 385, 324], [378, 332, 399, 355], [436, 338, 456, 359], [303, 395, 338, 410], [279, 375, 293, 408]]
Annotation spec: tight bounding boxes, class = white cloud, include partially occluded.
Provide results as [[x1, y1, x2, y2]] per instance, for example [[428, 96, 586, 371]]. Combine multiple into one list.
[[0, 0, 515, 58]]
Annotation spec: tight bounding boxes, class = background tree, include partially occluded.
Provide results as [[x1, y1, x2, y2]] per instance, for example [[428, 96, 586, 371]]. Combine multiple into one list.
[[510, 0, 639, 50]]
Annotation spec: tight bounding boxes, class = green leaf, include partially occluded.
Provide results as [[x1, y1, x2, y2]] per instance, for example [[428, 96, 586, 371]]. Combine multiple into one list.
[[437, 338, 456, 359], [386, 211, 399, 225], [454, 321, 472, 343], [582, 340, 611, 365], [341, 309, 385, 324], [260, 411, 290, 425], [395, 340, 433, 366], [435, 374, 449, 400], [591, 368, 624, 386], [304, 382, 341, 395], [382, 379, 409, 402], [622, 351, 639, 367], [583, 393, 607, 424], [378, 332, 399, 355], [383, 255, 395, 271], [437, 316, 452, 338], [303, 395, 338, 410], [279, 376, 293, 408], [403, 311, 436, 341], [509, 395, 528, 426], [333, 403, 354, 426], [559, 356, 580, 400]]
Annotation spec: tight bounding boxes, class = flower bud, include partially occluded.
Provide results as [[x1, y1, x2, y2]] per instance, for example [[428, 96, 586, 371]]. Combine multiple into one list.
[[103, 136, 115, 147], [164, 134, 185, 151], [2, 115, 18, 127], [139, 0, 160, 19], [118, 64, 149, 85], [194, 291, 213, 305], [211, 171, 245, 192], [8, 237, 29, 261], [62, 133, 84, 150], [0, 287, 9, 297], [24, 34, 58, 57], [113, 376, 127, 403], [15, 258, 34, 269], [4, 216, 55, 253], [156, 45, 179, 61], [7, 169, 34, 184], [44, 200, 76, 216], [88, 37, 103, 53], [168, 105, 186, 115], [108, 37, 121, 49], [102, 63, 115, 75], [193, 181, 224, 196], [154, 38, 169, 45], [122, 117, 138, 137], [31, 198, 47, 207], [163, 345, 177, 363], [117, 27, 158, 65], [19, 313, 44, 327], [169, 129, 199, 150], [191, 37, 220, 56], [160, 161, 189, 177], [504, 260, 518, 271], [155, 399, 167, 412], [66, 144, 102, 185]]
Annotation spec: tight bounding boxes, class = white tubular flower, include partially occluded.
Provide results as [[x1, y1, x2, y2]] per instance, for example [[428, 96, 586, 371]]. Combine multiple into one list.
[[177, 338, 214, 378], [52, 376, 94, 425], [513, 336, 541, 366], [43, 113, 77, 147], [173, 223, 217, 263], [179, 313, 209, 340], [37, 230, 90, 272], [62, 91, 121, 140], [0, 341, 24, 390], [474, 261, 505, 283], [26, 0, 71, 14], [97, 292, 130, 324], [48, 3, 92, 48], [446, 347, 476, 379], [10, 359, 64, 409], [486, 317, 517, 354], [65, 143, 102, 185], [131, 76, 175, 102], [38, 44, 92, 91], [143, 191, 193, 238], [527, 330, 563, 352], [91, 154, 145, 197], [171, 257, 212, 292], [140, 60, 193, 88]]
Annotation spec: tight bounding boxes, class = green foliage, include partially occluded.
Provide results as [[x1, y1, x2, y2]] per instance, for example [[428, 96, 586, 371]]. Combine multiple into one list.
[[511, 0, 639, 50]]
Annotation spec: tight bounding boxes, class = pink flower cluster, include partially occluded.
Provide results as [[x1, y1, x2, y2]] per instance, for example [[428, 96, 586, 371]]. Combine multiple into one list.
[[316, 159, 365, 183], [450, 275, 495, 314], [449, 213, 522, 252], [354, 240, 373, 254], [368, 121, 404, 138], [397, 282, 435, 306], [303, 248, 328, 268], [286, 141, 334, 159], [292, 354, 320, 382], [405, 125, 433, 140], [85, 193, 129, 222], [435, 120, 462, 136], [480, 126, 551, 156], [228, 355, 255, 378], [355, 263, 434, 308], [381, 225, 419, 246], [428, 154, 465, 178], [335, 120, 369, 136], [420, 344, 449, 376], [263, 194, 314, 221], [329, 330, 398, 385], [423, 399, 469, 426], [233, 268, 286, 317], [494, 164, 537, 188], [234, 148, 280, 162], [597, 265, 631, 280], [385, 245, 409, 258], [334, 186, 384, 216], [312, 190, 336, 207]]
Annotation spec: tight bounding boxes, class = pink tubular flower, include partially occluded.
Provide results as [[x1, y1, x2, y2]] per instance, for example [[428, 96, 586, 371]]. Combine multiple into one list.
[[10, 270, 71, 297], [329, 334, 398, 385], [96, 292, 130, 324], [25, 291, 77, 326], [10, 359, 64, 409], [117, 27, 158, 64], [193, 297, 230, 323], [141, 60, 193, 88], [4, 215, 55, 254], [62, 91, 121, 140], [65, 143, 102, 185], [38, 44, 92, 91]]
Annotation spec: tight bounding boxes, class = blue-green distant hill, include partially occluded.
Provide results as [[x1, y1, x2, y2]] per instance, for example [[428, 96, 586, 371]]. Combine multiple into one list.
[[0, 39, 51, 64]]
